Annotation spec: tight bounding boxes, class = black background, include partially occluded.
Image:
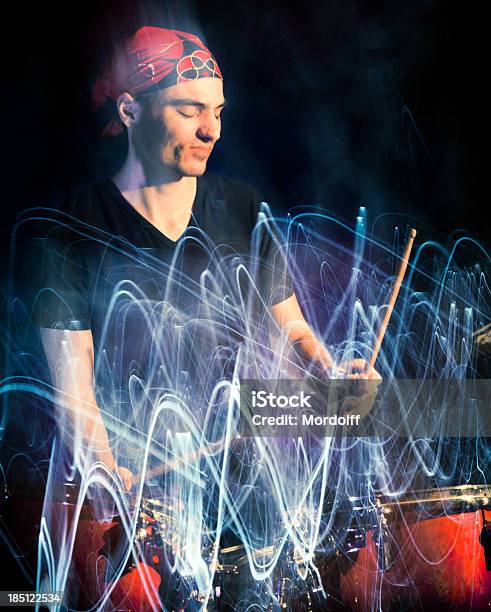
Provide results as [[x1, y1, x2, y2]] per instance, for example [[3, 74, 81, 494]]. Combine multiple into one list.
[[0, 0, 488, 593], [3, 0, 487, 265]]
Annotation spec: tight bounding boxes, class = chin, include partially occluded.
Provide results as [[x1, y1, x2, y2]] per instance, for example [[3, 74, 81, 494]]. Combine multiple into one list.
[[180, 161, 208, 177]]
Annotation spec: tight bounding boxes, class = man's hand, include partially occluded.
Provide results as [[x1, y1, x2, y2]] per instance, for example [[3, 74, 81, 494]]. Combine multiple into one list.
[[338, 358, 382, 419], [270, 295, 382, 418], [294, 332, 334, 370], [115, 466, 134, 492], [340, 358, 381, 381], [271, 294, 335, 369]]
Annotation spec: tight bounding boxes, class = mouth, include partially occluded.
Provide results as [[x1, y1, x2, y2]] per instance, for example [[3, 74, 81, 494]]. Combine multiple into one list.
[[190, 147, 212, 156]]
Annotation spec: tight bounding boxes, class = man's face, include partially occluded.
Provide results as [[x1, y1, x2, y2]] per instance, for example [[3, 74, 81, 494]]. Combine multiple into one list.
[[134, 78, 225, 177]]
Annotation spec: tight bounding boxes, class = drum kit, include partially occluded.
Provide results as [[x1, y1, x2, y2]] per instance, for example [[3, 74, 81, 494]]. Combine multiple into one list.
[[22, 234, 491, 609], [108, 482, 491, 610], [5, 475, 491, 610]]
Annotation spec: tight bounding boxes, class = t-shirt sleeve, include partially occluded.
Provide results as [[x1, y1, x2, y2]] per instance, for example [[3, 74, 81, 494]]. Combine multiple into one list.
[[251, 194, 294, 307], [15, 224, 91, 331]]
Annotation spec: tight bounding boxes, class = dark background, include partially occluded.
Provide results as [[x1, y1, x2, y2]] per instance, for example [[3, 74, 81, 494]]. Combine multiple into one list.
[[3, 0, 487, 270], [0, 0, 488, 592]]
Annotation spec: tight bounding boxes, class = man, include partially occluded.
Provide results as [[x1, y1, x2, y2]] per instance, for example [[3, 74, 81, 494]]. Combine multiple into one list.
[[23, 26, 378, 495]]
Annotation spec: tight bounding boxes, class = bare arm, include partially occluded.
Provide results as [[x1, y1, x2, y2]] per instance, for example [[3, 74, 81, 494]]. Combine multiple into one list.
[[270, 293, 334, 369], [271, 293, 380, 381], [39, 328, 133, 490]]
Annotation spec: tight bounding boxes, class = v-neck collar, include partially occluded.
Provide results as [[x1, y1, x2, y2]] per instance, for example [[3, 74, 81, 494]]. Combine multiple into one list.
[[105, 175, 204, 247]]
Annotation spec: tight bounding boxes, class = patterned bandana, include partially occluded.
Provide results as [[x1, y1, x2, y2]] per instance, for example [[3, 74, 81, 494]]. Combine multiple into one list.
[[91, 26, 223, 136]]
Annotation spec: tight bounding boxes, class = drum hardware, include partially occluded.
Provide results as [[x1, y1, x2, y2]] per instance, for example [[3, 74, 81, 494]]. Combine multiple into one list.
[[135, 497, 180, 549], [215, 562, 239, 575], [377, 484, 491, 518], [271, 540, 323, 611], [125, 485, 491, 608], [374, 512, 392, 571]]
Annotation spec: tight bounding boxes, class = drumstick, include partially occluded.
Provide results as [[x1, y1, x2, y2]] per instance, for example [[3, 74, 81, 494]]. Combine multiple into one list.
[[368, 228, 417, 370], [132, 438, 227, 483]]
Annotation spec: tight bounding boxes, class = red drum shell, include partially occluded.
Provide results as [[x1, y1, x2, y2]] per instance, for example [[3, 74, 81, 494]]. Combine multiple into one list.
[[340, 508, 491, 610]]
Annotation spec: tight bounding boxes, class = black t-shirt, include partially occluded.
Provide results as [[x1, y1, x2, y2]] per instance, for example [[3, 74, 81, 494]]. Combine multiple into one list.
[[14, 172, 293, 413]]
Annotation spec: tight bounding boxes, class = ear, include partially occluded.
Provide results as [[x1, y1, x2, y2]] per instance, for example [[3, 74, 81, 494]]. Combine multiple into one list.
[[115, 92, 141, 128]]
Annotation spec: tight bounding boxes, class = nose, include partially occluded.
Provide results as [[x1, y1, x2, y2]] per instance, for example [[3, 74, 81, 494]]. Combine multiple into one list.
[[196, 109, 221, 143]]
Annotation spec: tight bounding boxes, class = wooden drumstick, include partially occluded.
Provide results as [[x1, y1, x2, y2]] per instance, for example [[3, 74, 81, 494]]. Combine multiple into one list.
[[133, 438, 227, 483], [368, 228, 417, 370]]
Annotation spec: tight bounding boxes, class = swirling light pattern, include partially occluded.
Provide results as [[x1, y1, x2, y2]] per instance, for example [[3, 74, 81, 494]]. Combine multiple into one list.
[[1, 203, 490, 610]]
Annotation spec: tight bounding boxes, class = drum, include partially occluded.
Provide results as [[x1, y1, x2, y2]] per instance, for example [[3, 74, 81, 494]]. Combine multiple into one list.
[[338, 484, 491, 611], [213, 542, 278, 610], [113, 496, 193, 611], [0, 480, 124, 609]]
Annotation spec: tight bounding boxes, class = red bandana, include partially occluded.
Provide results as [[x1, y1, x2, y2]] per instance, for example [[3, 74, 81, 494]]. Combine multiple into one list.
[[91, 27, 223, 136]]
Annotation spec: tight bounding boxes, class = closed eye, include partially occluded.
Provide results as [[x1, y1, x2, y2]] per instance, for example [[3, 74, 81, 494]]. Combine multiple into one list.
[[176, 105, 200, 118], [174, 100, 226, 119]]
